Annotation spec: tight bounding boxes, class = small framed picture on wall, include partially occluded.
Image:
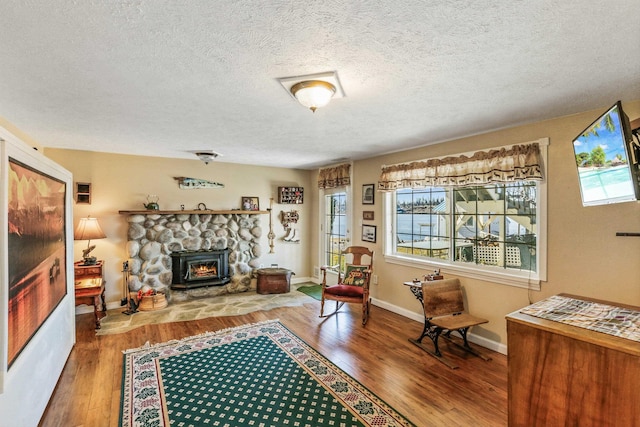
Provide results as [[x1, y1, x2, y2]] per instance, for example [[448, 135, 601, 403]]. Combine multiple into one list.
[[363, 211, 374, 221], [362, 224, 376, 243], [362, 184, 375, 205]]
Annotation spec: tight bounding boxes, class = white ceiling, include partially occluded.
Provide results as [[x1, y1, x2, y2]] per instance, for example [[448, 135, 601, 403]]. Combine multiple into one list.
[[1, 1, 639, 169]]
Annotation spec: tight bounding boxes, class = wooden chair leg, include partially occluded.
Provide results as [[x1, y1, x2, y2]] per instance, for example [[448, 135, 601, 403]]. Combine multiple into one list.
[[319, 301, 345, 318], [362, 298, 370, 326], [432, 329, 443, 356], [409, 324, 461, 369]]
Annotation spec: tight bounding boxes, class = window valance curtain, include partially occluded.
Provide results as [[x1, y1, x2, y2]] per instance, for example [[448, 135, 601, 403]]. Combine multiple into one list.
[[318, 163, 351, 189], [378, 143, 544, 191]]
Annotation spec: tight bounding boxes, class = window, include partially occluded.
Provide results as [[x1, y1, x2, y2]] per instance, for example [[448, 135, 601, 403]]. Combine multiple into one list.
[[394, 181, 537, 268], [323, 192, 348, 270], [381, 140, 547, 289]]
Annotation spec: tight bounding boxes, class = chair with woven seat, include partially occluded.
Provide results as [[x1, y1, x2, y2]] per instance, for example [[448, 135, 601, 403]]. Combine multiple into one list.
[[320, 246, 373, 326]]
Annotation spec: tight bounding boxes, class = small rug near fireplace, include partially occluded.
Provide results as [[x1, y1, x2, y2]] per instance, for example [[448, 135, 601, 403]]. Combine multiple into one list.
[[296, 284, 322, 301], [120, 320, 414, 427], [98, 283, 318, 336]]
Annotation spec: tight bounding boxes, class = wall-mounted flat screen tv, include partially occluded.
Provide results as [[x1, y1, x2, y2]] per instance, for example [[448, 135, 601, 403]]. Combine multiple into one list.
[[572, 101, 640, 206]]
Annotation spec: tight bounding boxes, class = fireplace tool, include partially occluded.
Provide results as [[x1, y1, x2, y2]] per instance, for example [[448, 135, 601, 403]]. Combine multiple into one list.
[[121, 261, 138, 315]]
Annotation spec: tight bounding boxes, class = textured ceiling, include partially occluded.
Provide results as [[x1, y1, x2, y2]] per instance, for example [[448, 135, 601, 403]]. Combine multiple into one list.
[[1, 1, 639, 169]]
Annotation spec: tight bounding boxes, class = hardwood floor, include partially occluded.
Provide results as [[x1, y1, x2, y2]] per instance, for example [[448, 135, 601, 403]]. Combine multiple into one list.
[[39, 299, 508, 426]]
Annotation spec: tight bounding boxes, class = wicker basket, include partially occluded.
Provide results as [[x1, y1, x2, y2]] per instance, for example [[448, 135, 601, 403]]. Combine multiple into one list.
[[138, 293, 167, 311]]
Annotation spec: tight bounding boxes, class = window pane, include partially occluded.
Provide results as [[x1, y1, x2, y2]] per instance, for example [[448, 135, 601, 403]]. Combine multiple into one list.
[[474, 243, 503, 266], [477, 186, 505, 214], [478, 214, 501, 242], [505, 182, 537, 216], [395, 187, 450, 259], [454, 238, 474, 262], [454, 188, 477, 214]]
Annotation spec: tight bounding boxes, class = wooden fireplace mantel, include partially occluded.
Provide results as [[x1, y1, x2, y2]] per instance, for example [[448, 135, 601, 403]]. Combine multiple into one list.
[[118, 209, 269, 215]]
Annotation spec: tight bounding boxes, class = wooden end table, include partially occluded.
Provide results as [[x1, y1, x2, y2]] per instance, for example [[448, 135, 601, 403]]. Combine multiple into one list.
[[75, 277, 106, 329]]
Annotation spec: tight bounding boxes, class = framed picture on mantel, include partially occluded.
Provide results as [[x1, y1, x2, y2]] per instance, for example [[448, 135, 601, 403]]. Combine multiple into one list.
[[241, 196, 260, 211]]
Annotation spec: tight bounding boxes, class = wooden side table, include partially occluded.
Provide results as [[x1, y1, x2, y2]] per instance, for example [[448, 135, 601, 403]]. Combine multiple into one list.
[[74, 260, 105, 329], [74, 260, 103, 280]]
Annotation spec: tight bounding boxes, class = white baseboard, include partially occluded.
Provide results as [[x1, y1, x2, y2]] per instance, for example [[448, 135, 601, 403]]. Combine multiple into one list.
[[292, 276, 317, 285], [371, 297, 507, 355], [75, 301, 125, 315]]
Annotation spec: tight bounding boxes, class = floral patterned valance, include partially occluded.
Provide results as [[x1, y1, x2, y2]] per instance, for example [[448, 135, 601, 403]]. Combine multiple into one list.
[[378, 143, 544, 191], [318, 163, 351, 189]]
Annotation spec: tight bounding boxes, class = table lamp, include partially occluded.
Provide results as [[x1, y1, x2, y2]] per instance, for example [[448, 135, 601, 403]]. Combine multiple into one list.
[[74, 216, 106, 265]]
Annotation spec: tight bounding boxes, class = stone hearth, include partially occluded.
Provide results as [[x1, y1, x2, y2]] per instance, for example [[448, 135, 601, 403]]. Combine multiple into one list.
[[122, 212, 263, 300]]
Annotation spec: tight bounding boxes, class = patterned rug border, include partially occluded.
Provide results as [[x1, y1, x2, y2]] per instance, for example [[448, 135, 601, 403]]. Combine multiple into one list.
[[120, 319, 415, 427]]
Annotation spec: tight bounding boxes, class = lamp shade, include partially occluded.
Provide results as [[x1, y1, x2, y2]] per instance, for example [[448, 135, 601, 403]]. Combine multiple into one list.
[[74, 217, 106, 241], [290, 80, 336, 112]]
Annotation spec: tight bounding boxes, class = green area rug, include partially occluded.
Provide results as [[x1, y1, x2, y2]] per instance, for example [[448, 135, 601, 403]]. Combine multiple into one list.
[[120, 320, 414, 427], [296, 284, 322, 301]]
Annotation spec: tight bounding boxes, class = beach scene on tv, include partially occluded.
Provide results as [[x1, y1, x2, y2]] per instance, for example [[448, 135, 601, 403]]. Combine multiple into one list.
[[572, 103, 637, 205]]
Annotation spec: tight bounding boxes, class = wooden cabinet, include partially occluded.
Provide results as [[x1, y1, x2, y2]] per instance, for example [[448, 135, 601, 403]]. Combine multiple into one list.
[[74, 261, 105, 329], [506, 294, 640, 427]]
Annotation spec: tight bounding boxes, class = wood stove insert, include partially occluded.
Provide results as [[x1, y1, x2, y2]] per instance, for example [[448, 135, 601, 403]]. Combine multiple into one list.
[[170, 249, 231, 290]]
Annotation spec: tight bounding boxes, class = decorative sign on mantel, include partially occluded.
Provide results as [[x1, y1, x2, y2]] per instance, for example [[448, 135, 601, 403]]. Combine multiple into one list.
[[174, 176, 224, 189]]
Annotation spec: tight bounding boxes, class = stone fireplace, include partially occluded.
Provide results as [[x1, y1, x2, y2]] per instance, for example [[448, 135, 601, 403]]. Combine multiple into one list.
[[120, 211, 264, 300]]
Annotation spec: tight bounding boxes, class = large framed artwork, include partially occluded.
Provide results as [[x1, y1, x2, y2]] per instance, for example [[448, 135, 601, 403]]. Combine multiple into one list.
[[0, 132, 73, 424], [0, 132, 74, 407], [6, 158, 68, 368]]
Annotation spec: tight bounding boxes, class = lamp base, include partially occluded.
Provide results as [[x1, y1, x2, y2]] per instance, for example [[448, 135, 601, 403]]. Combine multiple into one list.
[[81, 256, 98, 266]]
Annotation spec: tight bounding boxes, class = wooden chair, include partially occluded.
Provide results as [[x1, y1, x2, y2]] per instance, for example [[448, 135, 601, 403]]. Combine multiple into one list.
[[320, 246, 373, 326], [410, 278, 489, 368]]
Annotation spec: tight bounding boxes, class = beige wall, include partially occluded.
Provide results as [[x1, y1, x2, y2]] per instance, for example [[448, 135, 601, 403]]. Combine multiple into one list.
[[44, 149, 314, 306], [338, 99, 640, 345]]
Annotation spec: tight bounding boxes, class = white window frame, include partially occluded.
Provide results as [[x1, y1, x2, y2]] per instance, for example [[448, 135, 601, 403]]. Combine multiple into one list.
[[381, 138, 548, 290]]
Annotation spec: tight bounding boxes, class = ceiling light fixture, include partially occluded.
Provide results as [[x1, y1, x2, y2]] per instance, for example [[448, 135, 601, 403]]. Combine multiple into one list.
[[195, 151, 220, 165], [278, 71, 345, 113], [290, 80, 336, 113]]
